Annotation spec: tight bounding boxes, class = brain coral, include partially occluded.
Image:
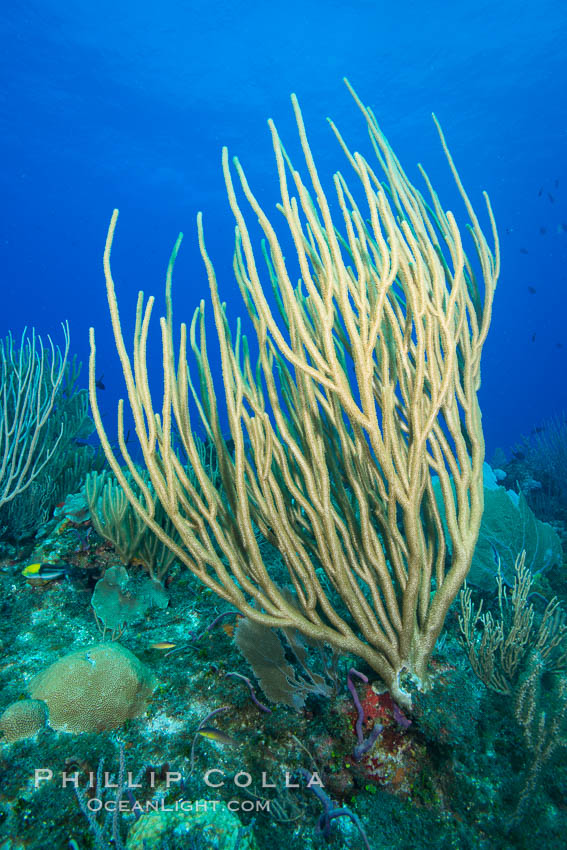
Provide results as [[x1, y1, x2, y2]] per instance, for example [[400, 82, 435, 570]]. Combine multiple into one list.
[[28, 643, 157, 733], [125, 802, 258, 850], [0, 698, 47, 742]]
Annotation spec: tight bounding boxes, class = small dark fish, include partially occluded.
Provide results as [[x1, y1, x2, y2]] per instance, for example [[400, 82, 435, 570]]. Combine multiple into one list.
[[538, 187, 543, 196], [109, 429, 132, 453], [512, 450, 525, 460], [527, 286, 537, 294], [548, 193, 555, 203], [520, 248, 529, 255], [96, 374, 106, 390], [539, 227, 547, 235], [558, 223, 567, 234], [556, 342, 564, 349], [196, 727, 239, 746], [531, 426, 544, 435], [555, 178, 559, 188], [531, 333, 536, 342]]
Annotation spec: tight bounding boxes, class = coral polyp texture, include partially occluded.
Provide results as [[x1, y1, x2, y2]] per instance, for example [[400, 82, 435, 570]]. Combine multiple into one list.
[[0, 698, 47, 742], [28, 643, 157, 733]]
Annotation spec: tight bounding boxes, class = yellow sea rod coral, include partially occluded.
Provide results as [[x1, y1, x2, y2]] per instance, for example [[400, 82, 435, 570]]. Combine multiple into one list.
[[90, 82, 499, 707]]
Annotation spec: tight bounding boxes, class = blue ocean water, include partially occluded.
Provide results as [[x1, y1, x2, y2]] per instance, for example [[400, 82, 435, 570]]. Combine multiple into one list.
[[2, 0, 566, 454]]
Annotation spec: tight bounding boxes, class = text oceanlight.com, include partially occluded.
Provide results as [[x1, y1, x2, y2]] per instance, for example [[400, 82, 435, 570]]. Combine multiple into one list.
[[81, 798, 268, 814]]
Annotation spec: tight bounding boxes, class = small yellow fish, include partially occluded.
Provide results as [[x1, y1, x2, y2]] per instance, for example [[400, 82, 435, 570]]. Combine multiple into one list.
[[22, 563, 75, 582], [150, 641, 177, 651], [196, 727, 239, 747]]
